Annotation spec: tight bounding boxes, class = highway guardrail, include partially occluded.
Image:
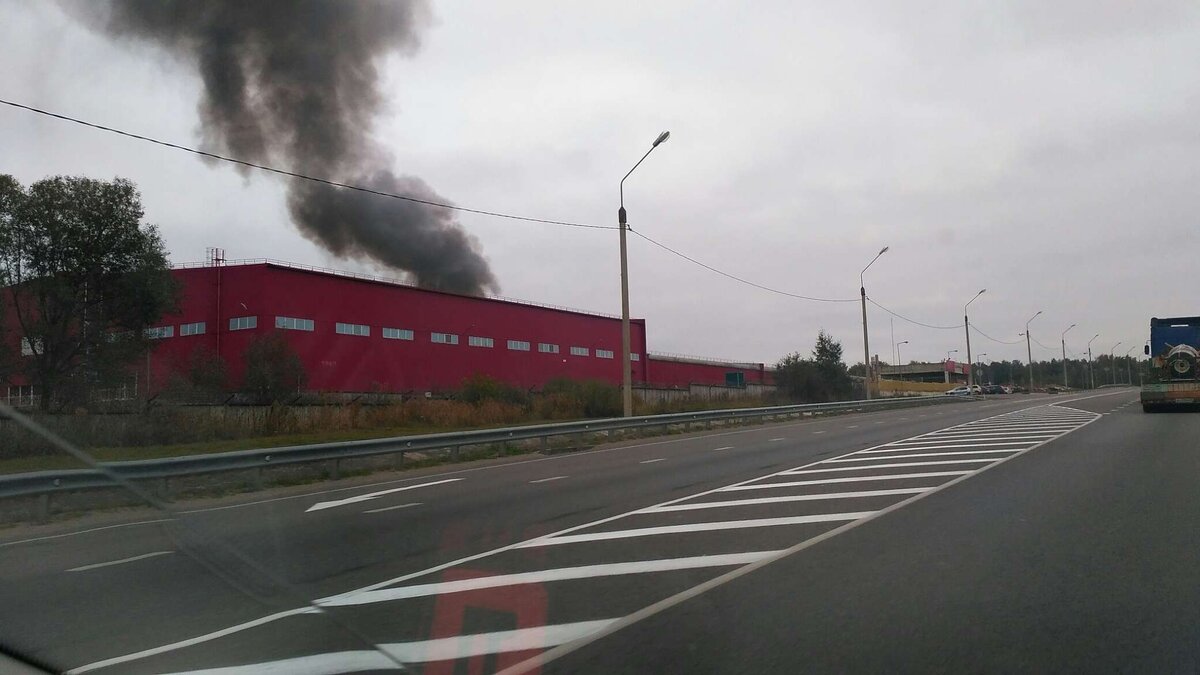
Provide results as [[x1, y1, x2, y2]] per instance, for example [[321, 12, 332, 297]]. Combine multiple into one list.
[[0, 394, 972, 509]]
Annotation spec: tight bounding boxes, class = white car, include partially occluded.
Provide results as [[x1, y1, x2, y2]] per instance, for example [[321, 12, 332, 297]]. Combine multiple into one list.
[[969, 384, 983, 395], [945, 386, 972, 396]]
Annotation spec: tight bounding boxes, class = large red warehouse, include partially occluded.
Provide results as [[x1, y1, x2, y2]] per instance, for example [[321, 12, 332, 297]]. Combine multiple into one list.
[[69, 258, 767, 397]]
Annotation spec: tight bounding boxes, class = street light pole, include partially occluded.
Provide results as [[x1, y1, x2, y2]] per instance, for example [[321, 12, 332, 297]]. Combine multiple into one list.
[[964, 289, 985, 387], [978, 353, 988, 385], [1061, 323, 1076, 388], [1025, 310, 1042, 390], [1110, 341, 1122, 385], [1087, 334, 1100, 389], [618, 130, 670, 417], [946, 349, 958, 383], [860, 246, 889, 399], [1124, 345, 1137, 385], [896, 340, 908, 373]]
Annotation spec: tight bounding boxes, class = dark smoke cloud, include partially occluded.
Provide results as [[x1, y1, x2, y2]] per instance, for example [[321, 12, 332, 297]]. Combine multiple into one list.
[[70, 0, 498, 295]]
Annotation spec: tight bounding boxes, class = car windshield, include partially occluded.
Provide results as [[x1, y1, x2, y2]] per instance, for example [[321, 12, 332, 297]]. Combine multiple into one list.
[[1, 2, 1197, 674]]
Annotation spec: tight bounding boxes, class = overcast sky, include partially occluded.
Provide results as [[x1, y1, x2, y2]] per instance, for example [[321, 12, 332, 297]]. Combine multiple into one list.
[[3, 0, 1198, 366]]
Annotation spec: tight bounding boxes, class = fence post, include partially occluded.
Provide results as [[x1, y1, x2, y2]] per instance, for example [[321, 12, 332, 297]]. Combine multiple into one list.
[[37, 493, 50, 523], [331, 459, 341, 480], [541, 436, 549, 453], [254, 466, 264, 490]]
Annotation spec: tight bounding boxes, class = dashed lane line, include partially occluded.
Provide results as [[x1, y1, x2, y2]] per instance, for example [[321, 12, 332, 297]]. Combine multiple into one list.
[[529, 476, 568, 484], [639, 458, 666, 464], [68, 551, 173, 573], [363, 503, 422, 514]]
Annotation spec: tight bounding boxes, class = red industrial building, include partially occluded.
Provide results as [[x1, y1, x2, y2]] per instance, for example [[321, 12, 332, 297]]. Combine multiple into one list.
[[2, 259, 769, 399]]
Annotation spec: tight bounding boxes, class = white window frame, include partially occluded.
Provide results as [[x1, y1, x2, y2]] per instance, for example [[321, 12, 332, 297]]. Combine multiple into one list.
[[596, 349, 615, 359], [507, 340, 531, 352], [180, 322, 206, 337], [631, 353, 641, 361], [382, 327, 414, 341], [570, 346, 589, 357], [335, 322, 370, 337], [538, 343, 559, 354], [146, 326, 175, 339], [468, 336, 494, 348], [229, 315, 257, 331], [276, 316, 315, 332], [431, 332, 459, 345]]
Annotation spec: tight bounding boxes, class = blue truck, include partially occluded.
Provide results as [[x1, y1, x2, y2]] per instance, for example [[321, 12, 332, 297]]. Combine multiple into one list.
[[1141, 316, 1200, 412]]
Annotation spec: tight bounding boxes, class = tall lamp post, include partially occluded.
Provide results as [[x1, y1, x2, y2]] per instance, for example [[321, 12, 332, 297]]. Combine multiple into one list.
[[618, 130, 670, 417], [977, 353, 988, 385], [1087, 333, 1100, 389], [1061, 323, 1076, 388], [896, 340, 909, 376], [1124, 345, 1137, 385], [859, 246, 889, 399], [946, 349, 958, 383], [1109, 341, 1122, 385], [1024, 311, 1043, 390], [963, 289, 986, 387]]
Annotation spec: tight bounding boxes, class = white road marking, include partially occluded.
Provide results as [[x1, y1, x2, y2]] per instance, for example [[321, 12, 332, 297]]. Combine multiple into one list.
[[304, 478, 462, 513], [873, 421, 886, 425], [639, 458, 666, 464], [846, 425, 859, 429], [529, 476, 568, 483], [712, 446, 735, 451], [722, 471, 973, 491], [67, 550, 173, 573], [319, 552, 780, 607], [641, 489, 927, 513], [362, 503, 421, 514], [811, 431, 827, 435], [782, 459, 995, 474], [516, 512, 873, 547], [0, 519, 173, 549], [827, 449, 1019, 463], [861, 440, 1033, 453], [158, 621, 617, 673], [768, 437, 786, 442]]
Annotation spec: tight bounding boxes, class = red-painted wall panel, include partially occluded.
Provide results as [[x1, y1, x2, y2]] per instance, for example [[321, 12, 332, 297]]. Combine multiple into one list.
[[646, 356, 769, 388]]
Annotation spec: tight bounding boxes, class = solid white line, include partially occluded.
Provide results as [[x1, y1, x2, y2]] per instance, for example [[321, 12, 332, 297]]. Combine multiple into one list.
[[0, 519, 174, 548], [503, 409, 1105, 675], [529, 476, 567, 483], [782, 459, 996, 474], [67, 550, 173, 573], [641, 489, 927, 513], [159, 621, 618, 674], [827, 450, 1020, 462], [362, 503, 421, 514], [304, 478, 462, 512], [639, 458, 666, 464], [721, 471, 972, 491], [713, 446, 735, 451], [319, 551, 779, 607], [515, 513, 873, 547]]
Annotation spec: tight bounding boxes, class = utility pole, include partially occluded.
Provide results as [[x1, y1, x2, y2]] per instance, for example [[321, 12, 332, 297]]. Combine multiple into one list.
[[1110, 341, 1122, 385], [1087, 334, 1100, 389], [1061, 323, 1075, 388], [1024, 311, 1042, 391], [860, 247, 889, 399], [964, 289, 985, 388]]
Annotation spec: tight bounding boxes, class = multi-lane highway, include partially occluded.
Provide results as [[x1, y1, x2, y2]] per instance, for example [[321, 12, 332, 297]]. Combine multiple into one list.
[[5, 388, 1195, 674]]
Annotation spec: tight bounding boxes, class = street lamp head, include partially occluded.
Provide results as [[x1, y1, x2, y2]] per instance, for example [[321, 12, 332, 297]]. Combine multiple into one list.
[[899, 340, 909, 345], [879, 246, 890, 255], [652, 131, 671, 147]]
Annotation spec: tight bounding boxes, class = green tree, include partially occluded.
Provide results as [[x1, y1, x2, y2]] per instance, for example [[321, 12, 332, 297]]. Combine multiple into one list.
[[0, 174, 178, 409], [242, 331, 306, 403], [775, 330, 853, 403]]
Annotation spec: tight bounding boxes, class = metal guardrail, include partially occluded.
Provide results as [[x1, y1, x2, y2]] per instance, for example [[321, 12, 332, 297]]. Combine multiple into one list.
[[0, 395, 969, 501]]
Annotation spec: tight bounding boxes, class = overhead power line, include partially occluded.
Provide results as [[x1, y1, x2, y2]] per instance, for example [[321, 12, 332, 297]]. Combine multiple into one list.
[[631, 230, 858, 303], [970, 325, 1024, 345], [0, 98, 615, 231], [867, 298, 962, 330]]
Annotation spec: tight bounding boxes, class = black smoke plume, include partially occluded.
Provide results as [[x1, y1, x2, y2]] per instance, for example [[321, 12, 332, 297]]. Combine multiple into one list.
[[71, 0, 498, 295]]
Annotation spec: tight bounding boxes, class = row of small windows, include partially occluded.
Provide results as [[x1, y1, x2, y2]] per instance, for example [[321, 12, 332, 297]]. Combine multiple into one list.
[[127, 315, 636, 360]]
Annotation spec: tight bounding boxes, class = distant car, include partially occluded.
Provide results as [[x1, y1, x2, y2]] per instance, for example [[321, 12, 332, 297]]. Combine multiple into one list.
[[982, 384, 1004, 394], [945, 386, 971, 396], [969, 384, 983, 395]]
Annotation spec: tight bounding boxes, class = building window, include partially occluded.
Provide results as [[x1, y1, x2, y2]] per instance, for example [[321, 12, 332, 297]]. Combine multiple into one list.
[[468, 336, 494, 348], [276, 316, 314, 332], [431, 332, 459, 345], [335, 322, 370, 337], [538, 343, 559, 354], [570, 346, 589, 357], [146, 326, 175, 339], [229, 315, 257, 331], [20, 337, 40, 356], [507, 340, 531, 352], [631, 353, 640, 361], [596, 349, 615, 359], [382, 327, 414, 341], [180, 322, 206, 336]]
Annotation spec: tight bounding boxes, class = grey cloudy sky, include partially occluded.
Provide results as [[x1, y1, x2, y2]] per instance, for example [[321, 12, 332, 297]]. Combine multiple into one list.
[[2, 0, 1198, 366]]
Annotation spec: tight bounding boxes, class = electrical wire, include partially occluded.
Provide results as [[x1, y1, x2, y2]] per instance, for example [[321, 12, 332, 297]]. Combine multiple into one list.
[[970, 324, 1024, 345], [1030, 336, 1058, 351], [631, 230, 858, 303], [866, 298, 963, 330], [0, 98, 615, 231]]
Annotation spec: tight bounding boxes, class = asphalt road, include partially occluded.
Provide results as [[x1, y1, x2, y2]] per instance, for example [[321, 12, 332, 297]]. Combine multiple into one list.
[[4, 389, 1185, 674]]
